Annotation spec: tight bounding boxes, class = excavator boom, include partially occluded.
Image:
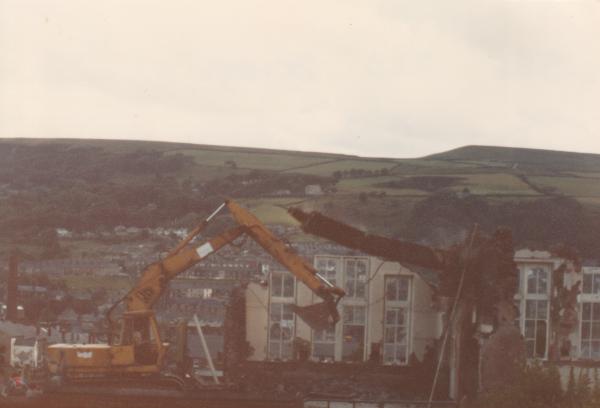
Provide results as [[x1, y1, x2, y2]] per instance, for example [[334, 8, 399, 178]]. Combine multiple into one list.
[[288, 207, 450, 271], [125, 225, 246, 311], [118, 201, 344, 327], [227, 200, 345, 329], [227, 201, 345, 299]]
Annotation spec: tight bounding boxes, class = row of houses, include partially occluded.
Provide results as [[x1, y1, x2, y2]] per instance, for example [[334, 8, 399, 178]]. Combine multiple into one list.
[[19, 258, 125, 278]]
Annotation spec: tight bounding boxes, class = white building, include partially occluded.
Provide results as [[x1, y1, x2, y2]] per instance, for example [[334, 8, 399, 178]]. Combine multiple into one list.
[[245, 255, 442, 364], [245, 248, 600, 369]]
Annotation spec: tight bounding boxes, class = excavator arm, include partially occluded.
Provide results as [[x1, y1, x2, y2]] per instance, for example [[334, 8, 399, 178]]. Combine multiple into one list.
[[110, 200, 345, 331], [227, 200, 345, 329], [125, 225, 246, 312], [288, 207, 453, 272], [288, 207, 518, 319], [227, 201, 345, 300]]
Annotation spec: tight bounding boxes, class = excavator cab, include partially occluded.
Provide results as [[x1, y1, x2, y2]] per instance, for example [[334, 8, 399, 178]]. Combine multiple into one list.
[[113, 310, 166, 368]]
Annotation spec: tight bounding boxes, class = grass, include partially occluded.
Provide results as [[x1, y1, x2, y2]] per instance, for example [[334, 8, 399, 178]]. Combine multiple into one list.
[[335, 176, 430, 196], [448, 173, 537, 195], [283, 159, 397, 176], [449, 159, 514, 169], [578, 197, 600, 209], [429, 145, 600, 172], [166, 148, 330, 171], [165, 163, 245, 182], [529, 176, 600, 197], [241, 197, 308, 207], [330, 172, 535, 197], [239, 199, 301, 225], [394, 158, 483, 169], [2, 138, 189, 153], [570, 172, 600, 178]]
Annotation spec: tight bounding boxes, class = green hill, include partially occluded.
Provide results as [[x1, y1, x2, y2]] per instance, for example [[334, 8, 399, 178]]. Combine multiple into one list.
[[427, 145, 600, 173], [1, 138, 599, 260]]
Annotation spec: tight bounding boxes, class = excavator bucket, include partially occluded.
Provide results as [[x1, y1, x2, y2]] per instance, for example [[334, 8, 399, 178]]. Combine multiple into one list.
[[292, 301, 340, 331]]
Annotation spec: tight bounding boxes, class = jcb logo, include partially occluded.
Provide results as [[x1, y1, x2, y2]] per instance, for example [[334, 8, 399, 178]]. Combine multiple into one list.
[[135, 287, 154, 304]]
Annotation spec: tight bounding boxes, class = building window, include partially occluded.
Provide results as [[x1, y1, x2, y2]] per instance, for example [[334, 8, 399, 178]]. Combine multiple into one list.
[[313, 326, 336, 361], [342, 305, 366, 361], [516, 265, 550, 359], [345, 259, 368, 299], [316, 258, 338, 286], [527, 267, 549, 295], [383, 276, 411, 365], [312, 256, 370, 362], [268, 270, 296, 360], [385, 275, 410, 302], [581, 302, 600, 359], [580, 268, 600, 359], [524, 300, 548, 359], [268, 303, 295, 360], [313, 257, 339, 361], [582, 270, 600, 295], [271, 271, 295, 298]]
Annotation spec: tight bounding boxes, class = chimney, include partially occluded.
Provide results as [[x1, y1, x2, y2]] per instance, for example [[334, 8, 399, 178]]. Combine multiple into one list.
[[6, 250, 19, 322]]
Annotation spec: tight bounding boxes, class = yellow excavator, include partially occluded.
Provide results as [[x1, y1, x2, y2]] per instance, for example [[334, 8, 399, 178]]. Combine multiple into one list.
[[46, 200, 345, 384]]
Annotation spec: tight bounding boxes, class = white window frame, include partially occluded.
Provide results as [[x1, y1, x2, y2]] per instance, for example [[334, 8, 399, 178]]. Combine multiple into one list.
[[311, 255, 370, 362], [515, 263, 551, 360], [312, 256, 341, 361], [383, 275, 412, 365], [579, 267, 600, 359], [270, 270, 295, 299], [267, 302, 296, 360], [344, 258, 369, 300], [341, 304, 367, 362], [267, 270, 296, 360]]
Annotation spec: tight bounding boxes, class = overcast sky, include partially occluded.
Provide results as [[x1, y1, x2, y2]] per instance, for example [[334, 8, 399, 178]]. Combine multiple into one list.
[[1, 1, 599, 158]]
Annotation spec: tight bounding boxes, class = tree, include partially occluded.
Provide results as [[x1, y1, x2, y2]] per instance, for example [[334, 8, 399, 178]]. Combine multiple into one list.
[[472, 364, 565, 408]]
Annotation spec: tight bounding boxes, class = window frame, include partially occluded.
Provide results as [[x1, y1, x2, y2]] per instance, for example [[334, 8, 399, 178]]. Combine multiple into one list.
[[514, 263, 551, 360], [341, 304, 367, 362], [579, 268, 600, 360], [267, 269, 297, 360], [344, 258, 369, 300], [311, 255, 370, 362], [382, 274, 412, 366]]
